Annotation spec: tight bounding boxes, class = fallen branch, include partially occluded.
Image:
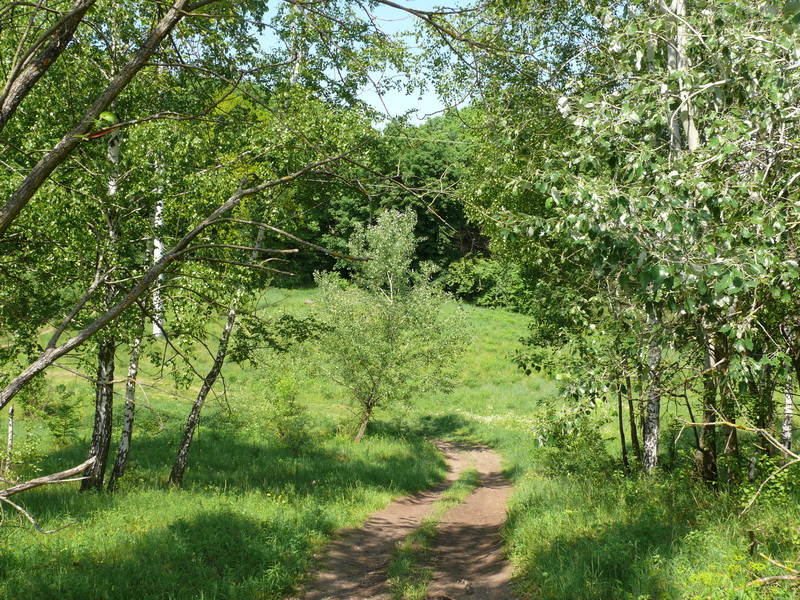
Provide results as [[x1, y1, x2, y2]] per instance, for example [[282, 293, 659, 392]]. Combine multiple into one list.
[[0, 456, 96, 534], [747, 574, 800, 587], [0, 456, 95, 498]]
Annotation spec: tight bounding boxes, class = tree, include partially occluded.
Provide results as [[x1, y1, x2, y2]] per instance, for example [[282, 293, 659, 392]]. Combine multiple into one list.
[[313, 210, 469, 442]]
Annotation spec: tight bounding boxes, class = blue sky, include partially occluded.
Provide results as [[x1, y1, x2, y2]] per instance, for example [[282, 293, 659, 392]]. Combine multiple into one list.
[[257, 0, 468, 122], [355, 0, 450, 121]]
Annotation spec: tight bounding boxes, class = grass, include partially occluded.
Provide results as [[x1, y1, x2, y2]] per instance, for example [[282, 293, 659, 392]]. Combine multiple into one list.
[[387, 468, 481, 600], [2, 288, 800, 599]]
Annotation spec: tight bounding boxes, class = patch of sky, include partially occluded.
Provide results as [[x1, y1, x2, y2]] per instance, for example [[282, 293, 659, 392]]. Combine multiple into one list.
[[255, 0, 470, 123]]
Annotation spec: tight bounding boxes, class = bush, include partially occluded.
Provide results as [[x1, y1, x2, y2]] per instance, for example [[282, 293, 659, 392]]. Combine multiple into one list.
[[444, 256, 527, 311], [267, 375, 311, 455]]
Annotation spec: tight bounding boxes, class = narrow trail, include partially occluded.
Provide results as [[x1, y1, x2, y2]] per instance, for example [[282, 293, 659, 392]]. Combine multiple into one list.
[[295, 440, 517, 600]]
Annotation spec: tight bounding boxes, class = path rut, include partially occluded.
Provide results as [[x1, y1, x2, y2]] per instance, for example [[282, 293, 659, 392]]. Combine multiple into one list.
[[296, 440, 517, 600]]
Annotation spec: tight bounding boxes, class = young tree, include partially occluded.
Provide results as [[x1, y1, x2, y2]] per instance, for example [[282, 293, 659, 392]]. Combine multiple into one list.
[[313, 210, 469, 442]]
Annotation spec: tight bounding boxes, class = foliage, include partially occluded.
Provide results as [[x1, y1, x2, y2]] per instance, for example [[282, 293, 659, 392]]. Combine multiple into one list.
[[443, 256, 527, 311], [265, 368, 312, 455]]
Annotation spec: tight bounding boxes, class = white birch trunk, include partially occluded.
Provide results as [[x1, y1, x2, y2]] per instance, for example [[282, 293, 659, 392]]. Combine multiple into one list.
[[107, 319, 144, 491], [642, 315, 661, 472], [82, 336, 115, 490], [2, 405, 13, 477], [152, 192, 165, 338], [783, 364, 794, 458], [662, 0, 699, 152], [82, 125, 121, 491]]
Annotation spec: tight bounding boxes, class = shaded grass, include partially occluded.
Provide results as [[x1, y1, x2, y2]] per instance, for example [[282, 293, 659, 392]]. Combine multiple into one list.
[[1, 429, 446, 599], [5, 290, 800, 600]]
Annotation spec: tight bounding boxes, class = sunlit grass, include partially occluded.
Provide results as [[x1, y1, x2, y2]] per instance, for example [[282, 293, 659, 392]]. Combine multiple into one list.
[[3, 289, 800, 599]]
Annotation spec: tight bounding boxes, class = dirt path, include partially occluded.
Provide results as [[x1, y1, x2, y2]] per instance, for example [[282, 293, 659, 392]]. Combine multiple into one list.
[[295, 441, 517, 600]]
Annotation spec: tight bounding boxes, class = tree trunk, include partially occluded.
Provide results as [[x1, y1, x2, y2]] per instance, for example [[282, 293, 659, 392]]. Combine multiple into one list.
[[642, 316, 661, 473], [618, 384, 629, 471], [625, 375, 641, 460], [152, 192, 165, 338], [107, 319, 144, 491], [782, 365, 794, 458], [696, 330, 717, 483], [2, 405, 13, 477], [662, 0, 699, 152], [355, 408, 372, 444], [82, 336, 115, 491], [169, 298, 239, 485]]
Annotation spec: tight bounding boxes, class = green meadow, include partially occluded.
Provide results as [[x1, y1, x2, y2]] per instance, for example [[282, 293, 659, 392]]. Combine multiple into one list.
[[1, 289, 798, 600]]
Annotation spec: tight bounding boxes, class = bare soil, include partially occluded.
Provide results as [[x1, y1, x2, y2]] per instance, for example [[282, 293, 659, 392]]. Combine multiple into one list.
[[295, 440, 517, 600]]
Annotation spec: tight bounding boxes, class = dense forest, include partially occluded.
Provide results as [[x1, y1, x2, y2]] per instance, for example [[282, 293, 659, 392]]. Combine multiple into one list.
[[1, 1, 799, 598]]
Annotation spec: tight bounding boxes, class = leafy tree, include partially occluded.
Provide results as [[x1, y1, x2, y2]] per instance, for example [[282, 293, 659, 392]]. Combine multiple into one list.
[[313, 210, 469, 442]]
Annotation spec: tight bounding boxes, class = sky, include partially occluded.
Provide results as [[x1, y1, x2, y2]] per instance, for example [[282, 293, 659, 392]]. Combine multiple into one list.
[[257, 0, 468, 123], [353, 0, 450, 122]]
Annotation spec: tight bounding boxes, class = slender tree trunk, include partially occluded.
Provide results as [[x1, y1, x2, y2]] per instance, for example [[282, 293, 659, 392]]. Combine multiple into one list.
[[83, 120, 121, 492], [82, 336, 115, 490], [169, 297, 239, 485], [782, 363, 793, 459], [642, 315, 662, 472], [625, 375, 641, 460], [152, 191, 165, 338], [721, 384, 739, 483], [107, 317, 144, 491], [355, 406, 373, 444], [2, 405, 14, 477], [662, 0, 699, 152], [618, 384, 629, 471], [696, 329, 717, 483]]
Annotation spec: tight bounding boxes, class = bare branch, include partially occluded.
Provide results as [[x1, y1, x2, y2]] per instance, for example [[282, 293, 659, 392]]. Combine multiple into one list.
[[0, 456, 95, 498]]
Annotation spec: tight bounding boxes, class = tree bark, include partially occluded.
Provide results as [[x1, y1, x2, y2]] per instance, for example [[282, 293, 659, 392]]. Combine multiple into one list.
[[660, 0, 699, 152], [618, 384, 629, 471], [81, 336, 115, 491], [2, 405, 14, 478], [355, 408, 372, 444], [782, 363, 794, 459], [696, 329, 718, 483], [169, 297, 239, 485], [642, 316, 661, 472], [107, 320, 144, 491], [2, 457, 95, 498], [625, 375, 641, 460]]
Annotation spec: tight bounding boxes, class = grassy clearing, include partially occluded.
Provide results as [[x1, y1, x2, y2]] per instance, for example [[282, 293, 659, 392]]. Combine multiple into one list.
[[3, 289, 800, 599], [387, 468, 480, 600]]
